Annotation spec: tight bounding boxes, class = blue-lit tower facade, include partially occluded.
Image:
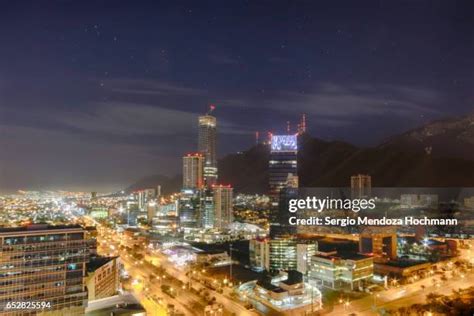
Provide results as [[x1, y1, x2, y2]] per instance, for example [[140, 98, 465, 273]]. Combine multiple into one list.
[[268, 134, 298, 238]]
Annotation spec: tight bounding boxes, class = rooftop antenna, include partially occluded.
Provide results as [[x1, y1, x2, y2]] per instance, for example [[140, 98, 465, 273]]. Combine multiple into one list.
[[301, 113, 307, 133], [298, 113, 307, 134]]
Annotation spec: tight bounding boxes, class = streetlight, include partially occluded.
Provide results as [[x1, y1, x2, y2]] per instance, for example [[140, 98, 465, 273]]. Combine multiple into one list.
[[343, 300, 350, 311], [373, 293, 380, 308]]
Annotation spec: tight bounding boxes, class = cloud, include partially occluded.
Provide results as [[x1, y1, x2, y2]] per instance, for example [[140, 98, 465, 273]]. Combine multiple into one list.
[[105, 78, 207, 96], [265, 82, 441, 125], [57, 102, 196, 136]]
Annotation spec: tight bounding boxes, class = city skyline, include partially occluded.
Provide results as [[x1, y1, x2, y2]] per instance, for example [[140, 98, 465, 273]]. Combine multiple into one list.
[[1, 1, 473, 192], [0, 3, 473, 316]]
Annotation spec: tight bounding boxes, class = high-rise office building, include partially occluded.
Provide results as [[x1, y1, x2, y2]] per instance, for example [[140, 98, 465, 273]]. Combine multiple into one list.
[[147, 201, 158, 224], [269, 135, 298, 238], [0, 225, 89, 315], [270, 185, 298, 238], [267, 134, 300, 271], [182, 153, 204, 189], [198, 114, 218, 186], [137, 190, 146, 211], [249, 238, 269, 272], [351, 174, 371, 199], [212, 185, 233, 230], [178, 189, 202, 229], [201, 189, 215, 229], [268, 237, 297, 271], [136, 189, 152, 211], [250, 238, 318, 273], [269, 134, 298, 201]]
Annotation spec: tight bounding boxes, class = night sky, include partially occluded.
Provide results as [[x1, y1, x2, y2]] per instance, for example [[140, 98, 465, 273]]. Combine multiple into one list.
[[0, 1, 473, 192]]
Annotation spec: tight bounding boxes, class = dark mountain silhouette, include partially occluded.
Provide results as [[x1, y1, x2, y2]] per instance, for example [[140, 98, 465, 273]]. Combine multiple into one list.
[[218, 132, 474, 193], [378, 113, 474, 160], [127, 114, 474, 194]]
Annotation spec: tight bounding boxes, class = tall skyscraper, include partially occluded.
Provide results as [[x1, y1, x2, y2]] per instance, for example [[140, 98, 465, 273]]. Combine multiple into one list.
[[271, 185, 298, 238], [351, 174, 372, 199], [198, 114, 218, 186], [269, 134, 298, 238], [182, 153, 204, 189], [137, 190, 146, 211], [212, 185, 233, 230], [269, 134, 298, 200], [178, 189, 202, 229], [202, 189, 215, 228], [0, 225, 89, 315]]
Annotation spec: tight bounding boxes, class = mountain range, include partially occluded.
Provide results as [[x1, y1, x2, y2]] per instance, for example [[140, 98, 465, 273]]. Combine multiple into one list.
[[127, 113, 474, 194]]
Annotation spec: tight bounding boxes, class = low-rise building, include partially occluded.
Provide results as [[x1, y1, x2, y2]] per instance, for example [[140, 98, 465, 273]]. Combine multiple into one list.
[[400, 194, 438, 209], [86, 256, 120, 301], [464, 196, 474, 209], [374, 261, 431, 278], [359, 230, 397, 260], [253, 270, 322, 312], [85, 293, 145, 315], [309, 251, 373, 290], [196, 251, 232, 267]]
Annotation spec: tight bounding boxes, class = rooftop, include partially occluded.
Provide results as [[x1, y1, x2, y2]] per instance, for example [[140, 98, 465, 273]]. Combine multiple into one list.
[[281, 270, 303, 285], [86, 303, 145, 316], [0, 224, 83, 234], [382, 260, 429, 268], [400, 236, 446, 246], [87, 256, 117, 273], [256, 279, 280, 291], [315, 251, 371, 261]]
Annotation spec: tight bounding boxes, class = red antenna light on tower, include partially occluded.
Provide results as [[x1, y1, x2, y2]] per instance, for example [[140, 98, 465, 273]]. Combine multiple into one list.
[[255, 131, 259, 145], [207, 104, 216, 115]]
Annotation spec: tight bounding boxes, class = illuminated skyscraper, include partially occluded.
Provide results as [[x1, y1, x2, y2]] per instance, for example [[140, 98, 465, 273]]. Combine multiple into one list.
[[182, 153, 204, 189], [269, 135, 298, 199], [202, 189, 215, 228], [269, 134, 298, 238], [178, 189, 202, 229], [212, 185, 233, 230], [198, 114, 218, 186]]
